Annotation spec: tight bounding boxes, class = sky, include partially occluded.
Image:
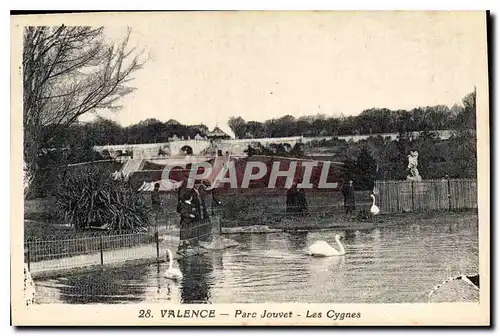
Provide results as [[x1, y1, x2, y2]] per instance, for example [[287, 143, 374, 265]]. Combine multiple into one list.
[[78, 11, 486, 137]]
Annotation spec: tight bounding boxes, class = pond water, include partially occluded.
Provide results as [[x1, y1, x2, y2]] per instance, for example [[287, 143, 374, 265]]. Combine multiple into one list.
[[35, 215, 478, 304]]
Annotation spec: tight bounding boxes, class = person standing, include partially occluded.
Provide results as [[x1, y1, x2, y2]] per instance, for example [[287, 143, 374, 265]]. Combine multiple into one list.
[[151, 182, 161, 210], [286, 184, 299, 215], [296, 185, 308, 215], [177, 182, 198, 253], [342, 180, 356, 216], [192, 180, 219, 244], [287, 183, 308, 216], [176, 178, 215, 251]]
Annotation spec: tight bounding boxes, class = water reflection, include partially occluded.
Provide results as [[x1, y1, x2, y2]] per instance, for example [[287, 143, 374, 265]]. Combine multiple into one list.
[[55, 264, 150, 304], [178, 254, 214, 304], [209, 250, 224, 271], [285, 232, 308, 250], [34, 214, 479, 304]]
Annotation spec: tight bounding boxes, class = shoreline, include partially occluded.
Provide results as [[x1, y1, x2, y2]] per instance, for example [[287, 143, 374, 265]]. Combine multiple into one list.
[[224, 210, 478, 231], [24, 209, 478, 239]]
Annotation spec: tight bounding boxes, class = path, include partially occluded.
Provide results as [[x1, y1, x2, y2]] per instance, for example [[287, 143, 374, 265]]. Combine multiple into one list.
[[120, 158, 145, 181]]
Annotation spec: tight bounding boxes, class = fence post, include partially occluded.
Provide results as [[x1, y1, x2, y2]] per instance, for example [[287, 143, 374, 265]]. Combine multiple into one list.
[[447, 177, 452, 211], [26, 242, 31, 272], [396, 182, 400, 213], [155, 227, 160, 261], [215, 216, 222, 250], [411, 181, 415, 212], [434, 181, 438, 210], [99, 236, 104, 265]]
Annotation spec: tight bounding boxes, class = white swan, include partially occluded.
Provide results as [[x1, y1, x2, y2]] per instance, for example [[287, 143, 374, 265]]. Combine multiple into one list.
[[164, 248, 183, 281], [306, 234, 346, 257], [370, 194, 380, 215]]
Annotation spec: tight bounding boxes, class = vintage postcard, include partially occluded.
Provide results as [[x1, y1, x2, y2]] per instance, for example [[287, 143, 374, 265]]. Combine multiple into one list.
[[11, 11, 490, 326]]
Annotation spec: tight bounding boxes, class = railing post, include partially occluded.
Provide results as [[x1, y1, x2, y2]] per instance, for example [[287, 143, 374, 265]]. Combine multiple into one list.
[[26, 242, 31, 272], [99, 236, 104, 265], [411, 181, 415, 212], [434, 181, 439, 210], [215, 216, 222, 250], [447, 177, 452, 211], [155, 226, 160, 261], [396, 182, 400, 213]]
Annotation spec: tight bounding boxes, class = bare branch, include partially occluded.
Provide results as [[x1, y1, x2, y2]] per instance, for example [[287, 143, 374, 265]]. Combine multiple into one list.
[[23, 25, 146, 176]]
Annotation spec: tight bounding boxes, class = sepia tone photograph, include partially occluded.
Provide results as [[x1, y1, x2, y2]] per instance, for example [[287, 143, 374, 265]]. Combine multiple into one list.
[[11, 10, 490, 326]]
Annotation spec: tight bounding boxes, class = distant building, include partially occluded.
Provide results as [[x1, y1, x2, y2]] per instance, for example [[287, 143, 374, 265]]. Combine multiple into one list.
[[207, 126, 231, 140], [192, 123, 209, 133]]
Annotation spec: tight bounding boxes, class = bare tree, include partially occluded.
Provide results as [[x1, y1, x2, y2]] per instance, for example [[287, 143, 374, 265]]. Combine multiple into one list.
[[23, 25, 146, 193]]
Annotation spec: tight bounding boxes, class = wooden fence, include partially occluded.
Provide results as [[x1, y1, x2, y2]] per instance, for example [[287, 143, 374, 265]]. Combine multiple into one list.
[[374, 179, 477, 214]]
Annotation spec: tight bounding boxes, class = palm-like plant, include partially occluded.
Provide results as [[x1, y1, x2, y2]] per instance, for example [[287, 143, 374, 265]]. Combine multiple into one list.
[[55, 165, 151, 231]]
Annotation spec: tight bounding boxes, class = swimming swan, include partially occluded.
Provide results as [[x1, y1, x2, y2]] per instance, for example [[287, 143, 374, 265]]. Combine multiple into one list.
[[370, 194, 380, 215], [164, 248, 183, 281], [306, 234, 346, 257]]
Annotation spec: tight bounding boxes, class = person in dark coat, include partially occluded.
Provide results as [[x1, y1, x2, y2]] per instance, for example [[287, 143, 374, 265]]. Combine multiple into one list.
[[177, 178, 222, 252], [286, 183, 308, 215], [296, 186, 308, 215], [192, 180, 211, 242], [151, 183, 161, 210], [286, 184, 299, 214], [177, 183, 198, 252], [342, 180, 356, 215]]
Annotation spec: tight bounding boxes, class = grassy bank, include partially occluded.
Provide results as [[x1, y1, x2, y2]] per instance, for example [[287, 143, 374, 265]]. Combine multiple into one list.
[[25, 189, 374, 231], [24, 191, 478, 241], [267, 209, 478, 230], [24, 197, 60, 223]]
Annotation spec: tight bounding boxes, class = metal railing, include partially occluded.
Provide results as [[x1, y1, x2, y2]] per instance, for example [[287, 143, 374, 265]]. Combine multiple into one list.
[[24, 216, 221, 276]]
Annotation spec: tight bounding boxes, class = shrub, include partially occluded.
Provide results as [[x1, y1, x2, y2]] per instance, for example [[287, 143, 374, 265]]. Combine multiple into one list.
[[55, 165, 151, 231]]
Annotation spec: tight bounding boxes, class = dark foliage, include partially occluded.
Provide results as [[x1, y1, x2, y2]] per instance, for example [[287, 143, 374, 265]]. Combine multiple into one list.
[[244, 142, 305, 157], [54, 165, 151, 231], [226, 102, 467, 139]]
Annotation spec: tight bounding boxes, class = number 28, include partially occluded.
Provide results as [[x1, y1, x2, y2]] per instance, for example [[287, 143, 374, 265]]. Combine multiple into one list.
[[138, 309, 152, 318]]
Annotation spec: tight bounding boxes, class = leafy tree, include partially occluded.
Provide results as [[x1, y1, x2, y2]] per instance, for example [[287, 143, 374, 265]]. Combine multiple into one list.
[[290, 143, 305, 157], [227, 116, 247, 139], [354, 147, 377, 190], [245, 121, 267, 138], [341, 158, 357, 183]]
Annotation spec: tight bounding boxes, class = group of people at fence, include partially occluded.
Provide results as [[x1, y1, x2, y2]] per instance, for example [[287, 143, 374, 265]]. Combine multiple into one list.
[[151, 175, 362, 253], [151, 178, 222, 254]]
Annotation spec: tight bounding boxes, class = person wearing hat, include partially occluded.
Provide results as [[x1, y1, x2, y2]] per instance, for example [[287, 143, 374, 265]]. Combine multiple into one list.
[[177, 181, 198, 253], [342, 179, 356, 216], [151, 182, 162, 211], [296, 184, 308, 215], [286, 181, 308, 216], [176, 176, 218, 248], [192, 179, 220, 243]]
